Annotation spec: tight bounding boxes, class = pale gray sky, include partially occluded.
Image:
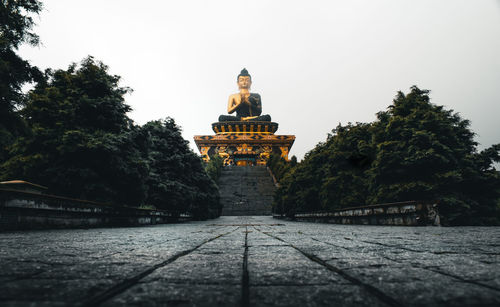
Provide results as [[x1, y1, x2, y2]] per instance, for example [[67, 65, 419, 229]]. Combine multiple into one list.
[[19, 0, 500, 160]]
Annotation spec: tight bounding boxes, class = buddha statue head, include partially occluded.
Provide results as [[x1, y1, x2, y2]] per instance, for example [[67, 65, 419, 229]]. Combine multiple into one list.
[[237, 68, 252, 90]]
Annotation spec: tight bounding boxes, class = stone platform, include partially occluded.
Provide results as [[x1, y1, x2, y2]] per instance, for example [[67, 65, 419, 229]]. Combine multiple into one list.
[[194, 121, 295, 166], [1, 216, 499, 306]]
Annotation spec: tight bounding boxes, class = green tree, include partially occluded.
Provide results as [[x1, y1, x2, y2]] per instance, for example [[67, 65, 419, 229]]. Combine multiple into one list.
[[273, 123, 374, 215], [205, 154, 224, 183], [318, 122, 374, 210], [274, 86, 500, 225], [0, 0, 43, 161], [272, 150, 323, 215], [267, 153, 296, 182], [1, 55, 221, 218], [135, 119, 221, 219], [369, 87, 500, 224], [1, 57, 148, 206]]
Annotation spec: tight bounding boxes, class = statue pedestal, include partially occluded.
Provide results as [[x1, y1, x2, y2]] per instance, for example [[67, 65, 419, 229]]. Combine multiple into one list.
[[194, 121, 295, 166]]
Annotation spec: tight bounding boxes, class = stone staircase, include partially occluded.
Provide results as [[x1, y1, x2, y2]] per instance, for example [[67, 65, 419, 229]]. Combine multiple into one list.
[[218, 166, 276, 216]]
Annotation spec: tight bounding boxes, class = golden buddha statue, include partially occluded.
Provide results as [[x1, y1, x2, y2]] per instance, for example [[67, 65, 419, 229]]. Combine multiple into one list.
[[218, 68, 271, 122], [196, 69, 295, 165]]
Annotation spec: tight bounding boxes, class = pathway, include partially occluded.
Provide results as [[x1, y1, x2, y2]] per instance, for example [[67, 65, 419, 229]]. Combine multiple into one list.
[[0, 216, 499, 306]]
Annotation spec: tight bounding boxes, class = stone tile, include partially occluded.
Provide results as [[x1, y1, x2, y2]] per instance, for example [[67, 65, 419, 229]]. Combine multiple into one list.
[[0, 278, 116, 301], [250, 284, 385, 307], [0, 216, 498, 306], [104, 282, 241, 307], [145, 252, 243, 285], [343, 266, 500, 306]]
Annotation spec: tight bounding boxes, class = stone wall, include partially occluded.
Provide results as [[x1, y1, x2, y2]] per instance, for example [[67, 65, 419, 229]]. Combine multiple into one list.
[[0, 189, 191, 230], [274, 201, 440, 226]]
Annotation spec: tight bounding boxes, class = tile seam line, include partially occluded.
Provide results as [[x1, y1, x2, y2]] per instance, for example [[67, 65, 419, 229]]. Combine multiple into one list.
[[241, 226, 250, 307], [94, 237, 185, 260], [79, 226, 241, 307], [253, 227, 402, 307], [358, 239, 500, 292], [321, 237, 500, 293]]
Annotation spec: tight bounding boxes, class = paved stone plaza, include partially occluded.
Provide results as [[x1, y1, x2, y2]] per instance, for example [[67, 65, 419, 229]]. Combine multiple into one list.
[[0, 216, 499, 306]]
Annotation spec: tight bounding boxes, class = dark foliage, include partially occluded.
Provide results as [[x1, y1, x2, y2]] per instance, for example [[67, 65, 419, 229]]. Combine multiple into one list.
[[136, 119, 221, 219], [1, 57, 145, 205], [1, 57, 220, 219], [267, 153, 296, 182], [205, 154, 224, 183], [0, 0, 43, 161], [274, 87, 500, 225]]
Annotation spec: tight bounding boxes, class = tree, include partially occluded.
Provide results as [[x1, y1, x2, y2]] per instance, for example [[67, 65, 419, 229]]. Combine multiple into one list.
[[267, 153, 294, 182], [134, 119, 221, 219], [1, 55, 221, 218], [0, 0, 43, 161], [274, 86, 500, 225], [205, 154, 224, 183], [1, 57, 148, 206], [273, 122, 374, 215], [369, 87, 500, 224], [318, 122, 374, 210]]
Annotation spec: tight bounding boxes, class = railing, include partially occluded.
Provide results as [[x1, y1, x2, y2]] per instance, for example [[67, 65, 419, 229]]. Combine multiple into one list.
[[273, 201, 440, 226], [0, 188, 192, 230]]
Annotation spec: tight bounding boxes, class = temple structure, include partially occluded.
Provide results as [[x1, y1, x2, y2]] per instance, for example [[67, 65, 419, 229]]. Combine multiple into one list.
[[194, 69, 295, 166]]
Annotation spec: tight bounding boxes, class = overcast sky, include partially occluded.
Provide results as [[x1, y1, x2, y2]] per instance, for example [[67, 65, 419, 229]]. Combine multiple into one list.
[[19, 0, 500, 160]]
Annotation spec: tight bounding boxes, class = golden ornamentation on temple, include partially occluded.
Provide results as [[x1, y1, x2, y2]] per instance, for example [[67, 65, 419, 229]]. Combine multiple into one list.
[[194, 69, 295, 166]]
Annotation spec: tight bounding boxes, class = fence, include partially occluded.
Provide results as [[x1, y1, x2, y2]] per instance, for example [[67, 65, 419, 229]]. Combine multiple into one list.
[[0, 188, 191, 230], [273, 201, 440, 226]]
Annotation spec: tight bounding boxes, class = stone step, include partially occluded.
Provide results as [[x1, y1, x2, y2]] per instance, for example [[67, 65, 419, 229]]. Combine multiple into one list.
[[218, 166, 276, 216]]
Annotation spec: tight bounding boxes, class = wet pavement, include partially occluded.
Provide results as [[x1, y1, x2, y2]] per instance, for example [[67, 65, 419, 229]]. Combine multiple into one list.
[[0, 216, 499, 306]]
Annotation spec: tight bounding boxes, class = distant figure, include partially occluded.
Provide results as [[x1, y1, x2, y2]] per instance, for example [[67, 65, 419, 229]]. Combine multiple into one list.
[[218, 68, 271, 122]]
